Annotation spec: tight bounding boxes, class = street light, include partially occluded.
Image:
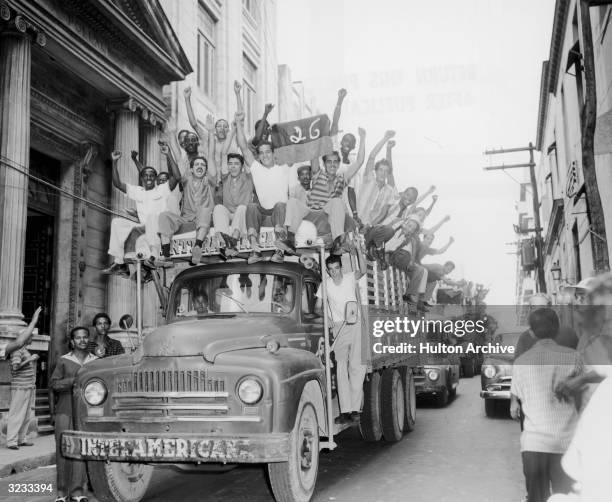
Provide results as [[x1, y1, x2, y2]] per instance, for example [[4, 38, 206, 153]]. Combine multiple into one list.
[[551, 262, 562, 282]]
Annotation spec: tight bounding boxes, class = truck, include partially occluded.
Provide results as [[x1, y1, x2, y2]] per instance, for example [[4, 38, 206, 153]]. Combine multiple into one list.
[[61, 228, 425, 502]]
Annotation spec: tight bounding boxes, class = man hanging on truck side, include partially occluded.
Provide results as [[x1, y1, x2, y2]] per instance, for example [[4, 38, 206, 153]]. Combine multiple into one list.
[[317, 254, 367, 425]]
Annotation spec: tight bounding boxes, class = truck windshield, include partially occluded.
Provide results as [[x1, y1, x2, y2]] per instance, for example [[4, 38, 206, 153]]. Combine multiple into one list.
[[169, 273, 296, 321]]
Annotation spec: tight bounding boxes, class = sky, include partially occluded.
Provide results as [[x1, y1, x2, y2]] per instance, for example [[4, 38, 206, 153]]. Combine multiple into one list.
[[277, 0, 556, 304]]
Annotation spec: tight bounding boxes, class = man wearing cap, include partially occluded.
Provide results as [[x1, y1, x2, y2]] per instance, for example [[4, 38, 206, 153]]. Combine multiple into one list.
[[102, 150, 178, 276]]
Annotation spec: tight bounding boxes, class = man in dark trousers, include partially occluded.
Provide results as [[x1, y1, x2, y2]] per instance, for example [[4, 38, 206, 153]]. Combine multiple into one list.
[[510, 308, 582, 502]]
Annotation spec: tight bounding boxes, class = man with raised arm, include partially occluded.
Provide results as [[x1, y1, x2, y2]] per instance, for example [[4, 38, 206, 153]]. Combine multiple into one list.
[[417, 234, 454, 263], [102, 150, 178, 276], [250, 103, 274, 153], [233, 80, 290, 264], [158, 122, 217, 266], [184, 86, 237, 168], [357, 130, 398, 226], [316, 254, 367, 425], [277, 128, 366, 255], [130, 150, 181, 216]]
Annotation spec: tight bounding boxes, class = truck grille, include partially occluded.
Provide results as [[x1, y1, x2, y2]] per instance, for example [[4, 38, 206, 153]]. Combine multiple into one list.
[[117, 370, 226, 393]]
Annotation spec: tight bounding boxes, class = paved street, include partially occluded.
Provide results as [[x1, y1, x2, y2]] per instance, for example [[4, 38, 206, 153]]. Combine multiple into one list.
[[0, 377, 523, 502]]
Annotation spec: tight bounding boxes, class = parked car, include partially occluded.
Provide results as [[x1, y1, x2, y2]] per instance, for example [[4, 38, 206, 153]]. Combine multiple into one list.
[[479, 329, 525, 417], [415, 332, 460, 407]]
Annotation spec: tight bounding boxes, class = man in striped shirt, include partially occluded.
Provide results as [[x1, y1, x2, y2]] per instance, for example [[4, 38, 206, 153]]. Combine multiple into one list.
[[510, 308, 582, 502], [278, 128, 366, 254], [6, 307, 42, 450]]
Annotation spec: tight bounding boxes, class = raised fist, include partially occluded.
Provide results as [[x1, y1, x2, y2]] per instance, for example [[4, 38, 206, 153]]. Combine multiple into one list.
[[158, 141, 170, 155], [111, 150, 122, 161], [449, 236, 455, 243], [432, 194, 438, 202], [387, 140, 396, 149], [233, 80, 242, 94], [338, 88, 347, 100], [429, 185, 436, 193], [184, 86, 192, 98], [444, 215, 451, 221], [264, 103, 274, 114], [205, 114, 215, 131], [131, 150, 139, 161], [384, 130, 396, 139], [357, 127, 366, 138]]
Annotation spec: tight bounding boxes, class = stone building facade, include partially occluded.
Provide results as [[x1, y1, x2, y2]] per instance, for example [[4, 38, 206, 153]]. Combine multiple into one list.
[[0, 0, 190, 424]]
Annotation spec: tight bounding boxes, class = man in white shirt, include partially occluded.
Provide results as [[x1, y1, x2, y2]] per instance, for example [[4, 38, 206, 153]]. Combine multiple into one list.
[[357, 130, 398, 226], [316, 254, 366, 425], [102, 150, 177, 276], [233, 81, 289, 264]]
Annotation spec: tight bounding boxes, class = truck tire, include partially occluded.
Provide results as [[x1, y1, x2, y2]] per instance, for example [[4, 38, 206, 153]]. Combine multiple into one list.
[[359, 371, 383, 442], [87, 461, 153, 502], [381, 368, 405, 442], [268, 391, 319, 502], [434, 386, 449, 407], [485, 398, 496, 417], [402, 368, 416, 432]]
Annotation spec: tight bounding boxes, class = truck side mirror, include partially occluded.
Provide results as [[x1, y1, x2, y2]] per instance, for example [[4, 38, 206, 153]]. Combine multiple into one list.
[[345, 301, 358, 324], [119, 314, 133, 330]]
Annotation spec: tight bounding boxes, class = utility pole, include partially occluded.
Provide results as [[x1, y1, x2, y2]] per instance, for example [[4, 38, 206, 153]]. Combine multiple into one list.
[[483, 143, 547, 293]]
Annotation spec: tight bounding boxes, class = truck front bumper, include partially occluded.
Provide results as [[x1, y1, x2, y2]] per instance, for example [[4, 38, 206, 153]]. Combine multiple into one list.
[[61, 430, 290, 463], [415, 382, 446, 395]]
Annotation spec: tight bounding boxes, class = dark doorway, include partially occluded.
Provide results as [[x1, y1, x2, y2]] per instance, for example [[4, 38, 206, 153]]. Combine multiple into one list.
[[24, 149, 60, 393]]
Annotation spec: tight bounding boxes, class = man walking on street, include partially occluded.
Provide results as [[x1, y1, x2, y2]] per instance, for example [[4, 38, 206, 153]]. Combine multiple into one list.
[[317, 254, 366, 425], [6, 307, 42, 450], [510, 308, 582, 502]]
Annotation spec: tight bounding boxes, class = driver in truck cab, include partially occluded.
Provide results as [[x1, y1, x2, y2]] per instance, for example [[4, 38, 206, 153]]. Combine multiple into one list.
[[317, 254, 366, 425]]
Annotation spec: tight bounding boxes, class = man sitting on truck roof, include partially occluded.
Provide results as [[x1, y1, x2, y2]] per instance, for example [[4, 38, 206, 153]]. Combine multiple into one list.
[[277, 128, 366, 256], [317, 254, 366, 425], [158, 123, 217, 266], [102, 150, 178, 276], [423, 261, 464, 306]]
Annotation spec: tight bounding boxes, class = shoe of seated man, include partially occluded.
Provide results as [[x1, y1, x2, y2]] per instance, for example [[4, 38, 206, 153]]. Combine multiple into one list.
[[270, 249, 284, 263], [350, 411, 361, 423], [248, 251, 264, 265], [334, 412, 353, 425], [191, 245, 202, 266], [275, 237, 296, 255], [101, 263, 130, 278]]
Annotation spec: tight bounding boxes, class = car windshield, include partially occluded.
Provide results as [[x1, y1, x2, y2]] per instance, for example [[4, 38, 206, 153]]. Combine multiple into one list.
[[169, 273, 296, 322]]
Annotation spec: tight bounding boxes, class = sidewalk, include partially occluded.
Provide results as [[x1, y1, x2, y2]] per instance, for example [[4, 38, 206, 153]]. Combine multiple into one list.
[[0, 433, 56, 478]]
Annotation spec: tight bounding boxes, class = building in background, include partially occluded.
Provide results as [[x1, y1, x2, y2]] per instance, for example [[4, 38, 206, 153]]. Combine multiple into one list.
[[160, 0, 279, 139], [533, 1, 612, 298], [277, 64, 317, 121], [0, 0, 190, 433]]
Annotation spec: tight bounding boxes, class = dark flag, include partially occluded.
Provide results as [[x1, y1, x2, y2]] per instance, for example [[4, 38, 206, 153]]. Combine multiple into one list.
[[271, 114, 334, 165]]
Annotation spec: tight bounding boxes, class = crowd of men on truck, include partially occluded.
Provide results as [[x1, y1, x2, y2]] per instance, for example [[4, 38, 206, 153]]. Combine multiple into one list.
[[99, 85, 485, 311]]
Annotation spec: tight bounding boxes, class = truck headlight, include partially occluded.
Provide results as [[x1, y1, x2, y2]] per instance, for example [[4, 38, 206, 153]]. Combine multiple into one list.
[[426, 369, 440, 381], [483, 365, 497, 379], [237, 377, 263, 404], [84, 380, 107, 406]]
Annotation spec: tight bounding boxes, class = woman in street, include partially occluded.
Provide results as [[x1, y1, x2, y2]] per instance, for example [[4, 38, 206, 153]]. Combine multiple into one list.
[[50, 326, 98, 502]]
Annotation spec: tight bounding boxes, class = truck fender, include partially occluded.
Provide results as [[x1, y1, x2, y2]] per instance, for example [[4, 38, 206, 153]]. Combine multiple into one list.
[[289, 380, 326, 437]]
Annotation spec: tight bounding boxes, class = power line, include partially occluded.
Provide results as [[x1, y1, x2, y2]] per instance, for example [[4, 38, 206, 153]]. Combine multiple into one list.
[[0, 155, 138, 222]]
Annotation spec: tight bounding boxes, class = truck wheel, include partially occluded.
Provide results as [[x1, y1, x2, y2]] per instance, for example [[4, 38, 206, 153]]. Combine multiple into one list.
[[402, 368, 416, 432], [435, 386, 449, 407], [484, 398, 496, 418], [268, 393, 319, 502], [381, 368, 405, 442], [87, 461, 153, 502], [464, 360, 475, 378], [359, 371, 383, 442]]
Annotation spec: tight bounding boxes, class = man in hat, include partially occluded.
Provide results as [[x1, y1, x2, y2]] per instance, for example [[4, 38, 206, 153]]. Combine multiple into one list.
[[102, 150, 178, 276]]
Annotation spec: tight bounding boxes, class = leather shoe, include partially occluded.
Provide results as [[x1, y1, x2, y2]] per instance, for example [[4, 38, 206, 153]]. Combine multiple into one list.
[[18, 441, 34, 446]]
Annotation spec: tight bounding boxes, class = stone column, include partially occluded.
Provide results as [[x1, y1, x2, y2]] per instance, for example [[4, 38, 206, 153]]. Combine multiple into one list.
[[0, 29, 32, 335], [141, 124, 162, 328], [107, 108, 139, 324]]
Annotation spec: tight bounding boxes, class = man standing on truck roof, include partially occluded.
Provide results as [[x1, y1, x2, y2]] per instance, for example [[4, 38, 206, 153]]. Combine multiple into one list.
[[317, 254, 366, 425]]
